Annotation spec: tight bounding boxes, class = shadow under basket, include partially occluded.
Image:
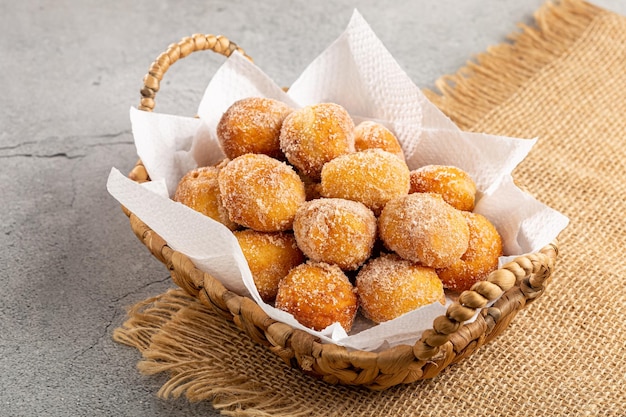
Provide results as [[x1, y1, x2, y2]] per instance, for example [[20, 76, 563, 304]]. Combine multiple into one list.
[[122, 33, 560, 391]]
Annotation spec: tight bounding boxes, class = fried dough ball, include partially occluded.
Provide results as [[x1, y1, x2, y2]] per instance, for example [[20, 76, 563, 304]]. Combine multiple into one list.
[[217, 97, 293, 160], [234, 230, 304, 302], [409, 165, 477, 211], [275, 262, 358, 332], [279, 103, 355, 179], [218, 153, 306, 232], [354, 120, 404, 160], [320, 149, 410, 215], [379, 193, 470, 268], [293, 198, 377, 270], [174, 164, 238, 230], [356, 253, 445, 323], [437, 212, 503, 292]]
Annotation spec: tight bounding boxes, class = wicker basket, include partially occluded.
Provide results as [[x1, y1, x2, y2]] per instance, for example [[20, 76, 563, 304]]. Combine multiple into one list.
[[123, 33, 559, 390]]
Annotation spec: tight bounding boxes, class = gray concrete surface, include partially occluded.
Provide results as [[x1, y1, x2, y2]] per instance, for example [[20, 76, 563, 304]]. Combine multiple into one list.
[[2, 1, 624, 416]]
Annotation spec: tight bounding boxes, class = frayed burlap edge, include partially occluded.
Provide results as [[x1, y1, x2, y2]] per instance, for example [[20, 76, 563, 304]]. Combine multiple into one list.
[[114, 288, 316, 417], [113, 1, 606, 415], [425, 0, 605, 130]]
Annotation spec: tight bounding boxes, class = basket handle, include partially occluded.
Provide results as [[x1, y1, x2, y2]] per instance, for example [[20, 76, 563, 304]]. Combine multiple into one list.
[[138, 33, 251, 112]]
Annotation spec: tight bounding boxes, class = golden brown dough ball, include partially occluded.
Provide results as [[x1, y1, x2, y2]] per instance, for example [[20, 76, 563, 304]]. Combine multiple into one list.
[[354, 120, 405, 160], [379, 193, 470, 268], [293, 198, 377, 270], [320, 148, 410, 215], [217, 97, 293, 160], [409, 165, 477, 211], [437, 212, 503, 292], [356, 253, 445, 323], [234, 229, 304, 302], [279, 103, 355, 179], [275, 262, 358, 332], [218, 153, 306, 232], [174, 163, 238, 230]]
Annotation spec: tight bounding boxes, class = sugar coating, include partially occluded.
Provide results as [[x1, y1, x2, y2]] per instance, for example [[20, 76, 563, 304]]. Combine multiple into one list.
[[437, 211, 503, 292], [234, 229, 304, 302], [293, 198, 377, 270], [279, 103, 355, 179], [320, 148, 410, 215], [410, 164, 477, 211], [356, 253, 444, 323], [275, 261, 358, 332], [378, 193, 470, 268], [217, 97, 293, 160], [354, 120, 405, 160], [218, 153, 306, 232], [174, 163, 238, 230]]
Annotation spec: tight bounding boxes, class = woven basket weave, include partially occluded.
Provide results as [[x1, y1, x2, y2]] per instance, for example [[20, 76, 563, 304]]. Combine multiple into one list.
[[123, 33, 559, 390]]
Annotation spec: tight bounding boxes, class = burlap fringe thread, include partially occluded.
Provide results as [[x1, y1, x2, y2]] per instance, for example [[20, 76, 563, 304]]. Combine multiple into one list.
[[113, 0, 605, 415]]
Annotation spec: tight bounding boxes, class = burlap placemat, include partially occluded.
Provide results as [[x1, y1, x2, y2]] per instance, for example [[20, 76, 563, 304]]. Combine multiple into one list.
[[113, 0, 626, 415]]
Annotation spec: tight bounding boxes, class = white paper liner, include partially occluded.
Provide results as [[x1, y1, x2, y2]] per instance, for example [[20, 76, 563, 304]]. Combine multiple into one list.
[[108, 10, 569, 352]]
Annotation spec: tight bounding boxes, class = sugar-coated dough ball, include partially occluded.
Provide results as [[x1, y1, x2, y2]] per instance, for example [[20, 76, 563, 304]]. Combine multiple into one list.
[[437, 212, 503, 292], [279, 103, 355, 179], [218, 153, 306, 232], [293, 198, 377, 270], [217, 97, 293, 160], [234, 230, 304, 302], [356, 253, 445, 323], [320, 149, 410, 215], [275, 262, 358, 332], [354, 120, 405, 160], [174, 163, 238, 230], [410, 165, 477, 211], [379, 193, 470, 268]]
